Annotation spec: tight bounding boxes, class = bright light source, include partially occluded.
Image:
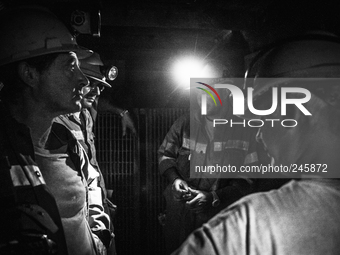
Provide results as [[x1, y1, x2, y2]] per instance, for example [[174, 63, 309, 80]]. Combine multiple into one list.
[[172, 56, 223, 89], [106, 66, 118, 81], [172, 56, 205, 88]]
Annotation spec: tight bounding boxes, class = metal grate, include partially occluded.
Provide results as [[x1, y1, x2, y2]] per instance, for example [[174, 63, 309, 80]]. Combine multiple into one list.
[[95, 108, 188, 255]]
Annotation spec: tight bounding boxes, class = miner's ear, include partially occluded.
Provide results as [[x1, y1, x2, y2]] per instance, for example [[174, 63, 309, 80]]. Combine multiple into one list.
[[281, 92, 313, 128], [17, 62, 40, 88], [323, 86, 340, 108]]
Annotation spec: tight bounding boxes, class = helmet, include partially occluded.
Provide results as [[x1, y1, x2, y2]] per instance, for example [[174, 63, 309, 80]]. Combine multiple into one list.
[[0, 6, 91, 67], [242, 32, 340, 117], [80, 51, 117, 88]]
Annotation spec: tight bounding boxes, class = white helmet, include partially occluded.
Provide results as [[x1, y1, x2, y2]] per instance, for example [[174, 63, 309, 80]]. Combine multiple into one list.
[[0, 6, 90, 66], [80, 51, 118, 88]]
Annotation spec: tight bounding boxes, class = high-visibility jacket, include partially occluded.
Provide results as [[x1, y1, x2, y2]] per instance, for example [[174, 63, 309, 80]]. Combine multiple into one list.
[[158, 113, 262, 201], [0, 102, 68, 255], [158, 113, 268, 254]]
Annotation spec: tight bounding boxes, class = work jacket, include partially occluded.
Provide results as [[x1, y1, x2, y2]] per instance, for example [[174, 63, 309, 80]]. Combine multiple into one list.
[[0, 102, 68, 255], [158, 113, 262, 207], [54, 109, 116, 221], [158, 112, 266, 254], [44, 110, 114, 253]]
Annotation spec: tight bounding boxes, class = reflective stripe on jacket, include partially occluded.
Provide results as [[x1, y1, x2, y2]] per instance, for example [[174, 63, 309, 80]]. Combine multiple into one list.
[[158, 113, 261, 197]]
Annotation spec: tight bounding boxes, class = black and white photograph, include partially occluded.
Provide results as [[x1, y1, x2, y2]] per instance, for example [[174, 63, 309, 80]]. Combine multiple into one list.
[[1, 0, 340, 254]]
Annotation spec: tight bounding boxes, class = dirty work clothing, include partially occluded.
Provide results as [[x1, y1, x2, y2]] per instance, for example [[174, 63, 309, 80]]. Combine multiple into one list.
[[53, 109, 115, 216], [45, 111, 115, 253], [34, 111, 111, 255], [158, 113, 264, 254], [35, 142, 98, 255], [173, 179, 340, 255], [0, 102, 68, 254]]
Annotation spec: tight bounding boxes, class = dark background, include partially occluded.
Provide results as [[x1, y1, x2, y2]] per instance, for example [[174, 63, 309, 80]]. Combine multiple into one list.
[[2, 0, 340, 109], [2, 1, 340, 254]]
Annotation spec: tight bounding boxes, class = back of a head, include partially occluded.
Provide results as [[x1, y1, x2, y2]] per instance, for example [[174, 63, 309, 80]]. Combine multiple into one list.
[[247, 32, 340, 104], [241, 32, 340, 178], [254, 33, 340, 78]]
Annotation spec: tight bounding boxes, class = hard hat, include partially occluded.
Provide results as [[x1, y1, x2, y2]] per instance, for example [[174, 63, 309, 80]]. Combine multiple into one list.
[[80, 51, 117, 88], [0, 6, 91, 67], [242, 33, 340, 118]]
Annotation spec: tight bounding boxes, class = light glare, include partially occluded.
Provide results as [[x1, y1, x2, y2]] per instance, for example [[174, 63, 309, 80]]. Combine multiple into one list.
[[173, 57, 205, 88]]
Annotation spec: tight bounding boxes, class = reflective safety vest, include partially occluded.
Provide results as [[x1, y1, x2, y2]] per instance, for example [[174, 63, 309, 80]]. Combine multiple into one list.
[[158, 113, 265, 199]]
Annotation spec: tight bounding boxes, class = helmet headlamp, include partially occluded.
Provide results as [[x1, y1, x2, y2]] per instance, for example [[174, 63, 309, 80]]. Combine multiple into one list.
[[101, 65, 118, 81]]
